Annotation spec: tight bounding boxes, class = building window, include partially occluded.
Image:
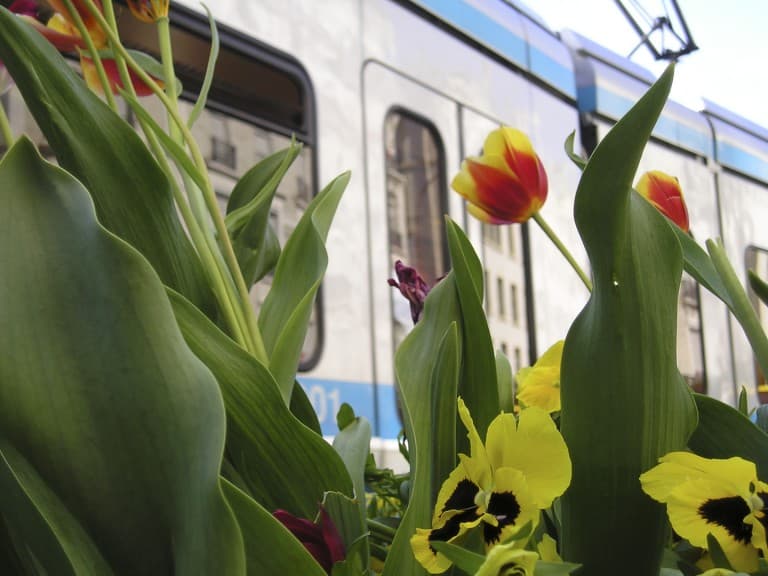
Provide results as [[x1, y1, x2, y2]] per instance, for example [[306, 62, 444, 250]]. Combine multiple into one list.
[[510, 283, 519, 326], [497, 277, 506, 318], [385, 111, 447, 345]]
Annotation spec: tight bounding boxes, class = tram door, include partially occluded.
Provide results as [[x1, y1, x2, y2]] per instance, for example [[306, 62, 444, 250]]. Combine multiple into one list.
[[363, 62, 463, 440]]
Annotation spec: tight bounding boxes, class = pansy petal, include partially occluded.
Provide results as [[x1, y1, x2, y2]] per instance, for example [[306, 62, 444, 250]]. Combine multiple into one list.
[[475, 544, 538, 576], [516, 379, 560, 413], [458, 398, 492, 488], [640, 452, 757, 503], [432, 460, 479, 526], [483, 467, 539, 548], [486, 407, 571, 508], [667, 478, 759, 572], [411, 509, 483, 574]]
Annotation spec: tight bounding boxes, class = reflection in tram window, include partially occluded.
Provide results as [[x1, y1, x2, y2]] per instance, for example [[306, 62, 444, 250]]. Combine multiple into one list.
[[677, 273, 706, 393], [747, 246, 768, 401], [385, 112, 448, 347]]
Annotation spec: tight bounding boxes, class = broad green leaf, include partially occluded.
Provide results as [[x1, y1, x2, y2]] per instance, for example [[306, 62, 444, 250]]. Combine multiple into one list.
[[222, 479, 326, 576], [756, 405, 768, 435], [0, 8, 214, 314], [0, 441, 113, 575], [559, 66, 698, 575], [383, 274, 463, 576], [495, 350, 514, 413], [225, 145, 301, 287], [445, 219, 499, 442], [430, 323, 459, 505], [707, 533, 735, 570], [672, 227, 733, 309], [749, 269, 768, 307], [535, 562, 581, 576], [564, 131, 587, 171], [291, 380, 323, 435], [333, 405, 372, 565], [708, 239, 768, 382], [430, 541, 484, 575], [169, 290, 352, 518], [688, 394, 768, 480], [260, 172, 350, 403], [0, 138, 243, 574], [322, 491, 368, 574]]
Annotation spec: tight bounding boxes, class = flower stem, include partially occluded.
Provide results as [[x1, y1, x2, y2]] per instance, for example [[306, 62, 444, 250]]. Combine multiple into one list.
[[0, 98, 14, 148], [532, 211, 592, 292], [61, 0, 117, 112]]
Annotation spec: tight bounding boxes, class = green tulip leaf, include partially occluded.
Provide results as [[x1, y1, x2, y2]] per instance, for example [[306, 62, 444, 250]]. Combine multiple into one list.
[[222, 479, 326, 576], [291, 380, 323, 434], [445, 218, 500, 442], [495, 349, 514, 413], [559, 65, 698, 575], [0, 138, 243, 574], [672, 227, 733, 309], [168, 290, 353, 518], [259, 171, 350, 403], [430, 323, 460, 503], [0, 8, 214, 314], [749, 269, 768, 308], [187, 3, 220, 128], [564, 130, 587, 172], [688, 394, 768, 480], [430, 541, 485, 575], [383, 274, 463, 576], [225, 144, 301, 287], [332, 405, 372, 566]]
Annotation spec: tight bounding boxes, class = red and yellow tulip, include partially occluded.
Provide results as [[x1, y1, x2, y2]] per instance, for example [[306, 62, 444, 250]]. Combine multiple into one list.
[[126, 0, 170, 23], [452, 127, 548, 224], [13, 0, 157, 97], [636, 170, 690, 232]]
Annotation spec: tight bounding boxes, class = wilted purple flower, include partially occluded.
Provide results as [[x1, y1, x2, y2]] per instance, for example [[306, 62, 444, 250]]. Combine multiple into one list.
[[388, 260, 431, 323], [273, 507, 345, 574]]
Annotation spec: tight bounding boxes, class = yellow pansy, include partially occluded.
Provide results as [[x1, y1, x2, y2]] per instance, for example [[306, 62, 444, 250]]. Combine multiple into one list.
[[411, 398, 571, 573], [516, 340, 563, 413], [640, 451, 768, 572]]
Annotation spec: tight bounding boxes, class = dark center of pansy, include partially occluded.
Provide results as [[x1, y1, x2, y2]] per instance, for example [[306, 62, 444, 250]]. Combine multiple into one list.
[[483, 491, 522, 546], [699, 496, 753, 543], [427, 508, 480, 551], [442, 478, 480, 514]]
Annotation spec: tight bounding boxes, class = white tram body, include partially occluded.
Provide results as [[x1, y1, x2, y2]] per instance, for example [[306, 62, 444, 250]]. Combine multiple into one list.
[[8, 0, 767, 459]]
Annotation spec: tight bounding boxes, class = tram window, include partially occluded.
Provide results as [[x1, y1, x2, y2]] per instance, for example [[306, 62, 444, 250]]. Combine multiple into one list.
[[115, 5, 321, 370], [385, 111, 448, 346], [677, 272, 706, 393], [747, 246, 768, 401]]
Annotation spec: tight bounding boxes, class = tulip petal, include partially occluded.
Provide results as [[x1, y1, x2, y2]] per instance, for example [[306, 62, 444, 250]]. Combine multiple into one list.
[[17, 14, 85, 52], [48, 0, 107, 49], [636, 170, 690, 232], [81, 56, 157, 97]]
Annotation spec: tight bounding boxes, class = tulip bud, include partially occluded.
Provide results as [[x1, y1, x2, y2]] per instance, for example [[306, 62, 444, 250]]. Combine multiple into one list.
[[452, 126, 548, 224], [388, 260, 431, 324], [635, 170, 690, 232]]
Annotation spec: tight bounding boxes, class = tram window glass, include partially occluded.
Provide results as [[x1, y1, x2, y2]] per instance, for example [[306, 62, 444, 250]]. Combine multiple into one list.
[[677, 272, 706, 393], [385, 111, 448, 347], [6, 5, 323, 369], [747, 246, 768, 401]]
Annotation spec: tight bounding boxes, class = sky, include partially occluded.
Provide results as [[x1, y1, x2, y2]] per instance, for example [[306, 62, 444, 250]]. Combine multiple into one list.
[[529, 0, 768, 130]]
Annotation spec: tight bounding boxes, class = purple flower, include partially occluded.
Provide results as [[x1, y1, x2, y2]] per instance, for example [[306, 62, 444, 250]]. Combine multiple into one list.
[[273, 508, 345, 574], [388, 260, 431, 324]]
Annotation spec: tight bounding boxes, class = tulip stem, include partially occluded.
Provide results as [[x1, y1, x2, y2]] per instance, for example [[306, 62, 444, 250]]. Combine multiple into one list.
[[532, 212, 593, 292], [0, 100, 14, 148], [61, 0, 117, 112]]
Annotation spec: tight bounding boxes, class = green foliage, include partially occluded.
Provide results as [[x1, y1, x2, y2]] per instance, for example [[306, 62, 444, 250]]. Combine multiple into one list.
[[0, 139, 243, 574], [0, 7, 214, 315], [559, 65, 698, 575]]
